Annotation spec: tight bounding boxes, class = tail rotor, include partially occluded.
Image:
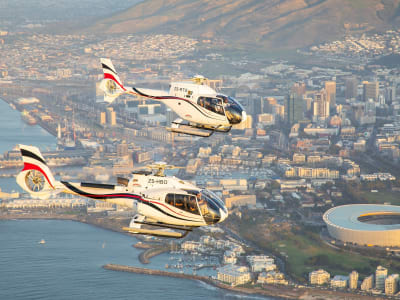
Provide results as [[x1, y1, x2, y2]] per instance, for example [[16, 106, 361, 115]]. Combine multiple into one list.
[[16, 145, 59, 199], [99, 58, 126, 103]]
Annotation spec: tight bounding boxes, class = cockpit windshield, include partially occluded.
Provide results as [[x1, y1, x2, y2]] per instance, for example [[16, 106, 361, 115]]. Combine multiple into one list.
[[216, 95, 244, 125], [196, 189, 227, 224]]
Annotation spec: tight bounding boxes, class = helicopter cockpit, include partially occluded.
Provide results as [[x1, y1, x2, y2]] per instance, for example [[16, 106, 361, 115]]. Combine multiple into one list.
[[165, 189, 228, 224], [197, 95, 245, 125], [217, 95, 245, 125]]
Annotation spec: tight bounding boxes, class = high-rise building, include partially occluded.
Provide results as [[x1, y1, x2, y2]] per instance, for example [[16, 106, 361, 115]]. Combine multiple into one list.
[[363, 81, 379, 102], [345, 77, 358, 100], [376, 266, 388, 290], [361, 275, 374, 291], [106, 107, 117, 126], [99, 112, 106, 125], [251, 98, 262, 116], [349, 270, 359, 290], [285, 93, 304, 125], [264, 97, 277, 113], [385, 86, 396, 105], [385, 274, 399, 295], [313, 90, 329, 119], [291, 82, 306, 97], [325, 81, 336, 109], [272, 104, 285, 120], [304, 97, 313, 112]]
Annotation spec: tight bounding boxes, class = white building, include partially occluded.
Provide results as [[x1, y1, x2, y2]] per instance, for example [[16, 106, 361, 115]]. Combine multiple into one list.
[[385, 274, 399, 295], [223, 250, 237, 265], [217, 265, 251, 286], [330, 275, 348, 288], [376, 266, 388, 290], [361, 275, 374, 291], [257, 271, 288, 285], [246, 255, 276, 272], [309, 269, 330, 285], [349, 270, 359, 290], [181, 241, 200, 252]]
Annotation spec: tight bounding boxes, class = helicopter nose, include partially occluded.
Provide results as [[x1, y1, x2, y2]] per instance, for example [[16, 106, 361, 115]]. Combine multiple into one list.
[[241, 111, 247, 123], [219, 208, 228, 223]]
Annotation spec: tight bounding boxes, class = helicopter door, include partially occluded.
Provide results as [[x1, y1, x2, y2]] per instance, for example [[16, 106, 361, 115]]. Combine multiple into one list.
[[166, 193, 200, 215]]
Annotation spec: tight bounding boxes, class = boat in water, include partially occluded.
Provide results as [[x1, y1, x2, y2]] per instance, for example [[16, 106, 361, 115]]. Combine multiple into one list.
[[21, 110, 37, 125], [39, 239, 46, 245]]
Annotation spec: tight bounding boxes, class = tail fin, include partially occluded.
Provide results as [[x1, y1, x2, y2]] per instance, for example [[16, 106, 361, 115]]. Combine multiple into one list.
[[99, 58, 126, 103], [16, 145, 57, 198]]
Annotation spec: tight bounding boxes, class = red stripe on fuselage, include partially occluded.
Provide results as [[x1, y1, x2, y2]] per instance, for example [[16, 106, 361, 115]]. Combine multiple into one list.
[[22, 162, 54, 189]]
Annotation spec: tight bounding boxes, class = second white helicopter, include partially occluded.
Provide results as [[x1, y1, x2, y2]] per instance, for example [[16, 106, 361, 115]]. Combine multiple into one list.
[[99, 58, 246, 137]]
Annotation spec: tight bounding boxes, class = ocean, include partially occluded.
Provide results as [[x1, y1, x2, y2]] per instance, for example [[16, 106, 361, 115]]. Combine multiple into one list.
[[0, 219, 273, 300], [0, 99, 276, 299]]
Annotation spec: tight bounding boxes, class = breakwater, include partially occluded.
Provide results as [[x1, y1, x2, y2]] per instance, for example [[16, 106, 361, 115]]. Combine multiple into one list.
[[103, 264, 294, 299], [133, 242, 170, 264]]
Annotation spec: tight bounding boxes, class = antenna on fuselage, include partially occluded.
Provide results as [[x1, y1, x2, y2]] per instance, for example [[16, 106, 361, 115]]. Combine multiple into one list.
[[144, 162, 184, 177], [191, 75, 207, 85]]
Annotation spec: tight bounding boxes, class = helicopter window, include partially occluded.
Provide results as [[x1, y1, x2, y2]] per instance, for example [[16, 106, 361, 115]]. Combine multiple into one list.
[[165, 193, 200, 215], [197, 97, 225, 115], [187, 196, 199, 215], [166, 193, 174, 206], [174, 194, 185, 208]]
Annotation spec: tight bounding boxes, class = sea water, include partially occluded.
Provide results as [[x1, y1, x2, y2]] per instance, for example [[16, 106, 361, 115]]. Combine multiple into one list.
[[0, 100, 276, 299]]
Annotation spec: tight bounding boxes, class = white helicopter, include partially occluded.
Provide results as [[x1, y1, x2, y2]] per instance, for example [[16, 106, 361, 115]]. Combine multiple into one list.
[[16, 145, 228, 238], [99, 58, 246, 137]]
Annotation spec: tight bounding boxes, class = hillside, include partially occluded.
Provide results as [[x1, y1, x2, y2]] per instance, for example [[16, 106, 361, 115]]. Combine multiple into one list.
[[89, 0, 400, 49]]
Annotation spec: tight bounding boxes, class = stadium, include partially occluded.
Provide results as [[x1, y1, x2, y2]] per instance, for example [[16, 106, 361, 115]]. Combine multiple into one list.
[[323, 204, 400, 247]]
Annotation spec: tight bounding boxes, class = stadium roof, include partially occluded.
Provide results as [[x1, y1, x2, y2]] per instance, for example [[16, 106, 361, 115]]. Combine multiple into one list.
[[323, 204, 400, 231]]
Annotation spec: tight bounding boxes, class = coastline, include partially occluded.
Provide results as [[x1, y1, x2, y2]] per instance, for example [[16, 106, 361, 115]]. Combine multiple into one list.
[[103, 264, 387, 300], [0, 214, 386, 300]]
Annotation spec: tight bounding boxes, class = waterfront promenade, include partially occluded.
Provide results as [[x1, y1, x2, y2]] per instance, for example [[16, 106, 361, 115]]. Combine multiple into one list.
[[103, 264, 386, 300]]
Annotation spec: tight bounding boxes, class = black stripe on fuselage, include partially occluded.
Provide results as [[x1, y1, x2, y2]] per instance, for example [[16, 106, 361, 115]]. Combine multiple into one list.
[[131, 87, 222, 122], [81, 182, 115, 190], [61, 181, 202, 223], [102, 63, 117, 75], [20, 149, 47, 165]]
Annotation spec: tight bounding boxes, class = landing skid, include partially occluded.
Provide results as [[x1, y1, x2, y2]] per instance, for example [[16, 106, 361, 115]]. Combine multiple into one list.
[[166, 119, 232, 137], [122, 215, 192, 238], [167, 125, 214, 137], [122, 227, 189, 238]]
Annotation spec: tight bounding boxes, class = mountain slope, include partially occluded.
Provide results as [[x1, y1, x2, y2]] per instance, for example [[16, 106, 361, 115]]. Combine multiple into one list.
[[89, 0, 400, 49]]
